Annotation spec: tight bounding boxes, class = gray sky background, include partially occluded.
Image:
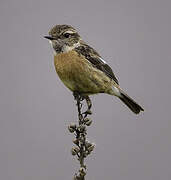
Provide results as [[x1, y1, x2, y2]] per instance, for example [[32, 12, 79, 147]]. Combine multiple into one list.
[[0, 0, 171, 180]]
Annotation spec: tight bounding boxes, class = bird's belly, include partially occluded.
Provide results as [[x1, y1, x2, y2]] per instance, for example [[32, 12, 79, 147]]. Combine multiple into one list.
[[54, 50, 111, 94]]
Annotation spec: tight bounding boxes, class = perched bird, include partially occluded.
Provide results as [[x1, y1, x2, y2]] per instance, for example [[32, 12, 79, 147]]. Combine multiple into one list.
[[44, 25, 144, 114]]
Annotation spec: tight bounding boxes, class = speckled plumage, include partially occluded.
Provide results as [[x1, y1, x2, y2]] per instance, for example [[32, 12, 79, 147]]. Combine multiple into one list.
[[54, 50, 116, 95], [75, 42, 119, 85], [45, 24, 144, 114]]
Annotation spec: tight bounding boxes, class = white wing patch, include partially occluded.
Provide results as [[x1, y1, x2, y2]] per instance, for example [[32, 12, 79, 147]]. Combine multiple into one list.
[[112, 86, 121, 97], [99, 57, 107, 64], [64, 30, 76, 34]]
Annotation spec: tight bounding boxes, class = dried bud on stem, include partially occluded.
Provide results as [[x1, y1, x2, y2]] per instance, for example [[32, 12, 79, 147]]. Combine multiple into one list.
[[68, 124, 77, 133], [69, 93, 95, 180]]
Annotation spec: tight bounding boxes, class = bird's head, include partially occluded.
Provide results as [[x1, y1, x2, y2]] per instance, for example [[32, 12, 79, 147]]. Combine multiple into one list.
[[44, 24, 81, 54]]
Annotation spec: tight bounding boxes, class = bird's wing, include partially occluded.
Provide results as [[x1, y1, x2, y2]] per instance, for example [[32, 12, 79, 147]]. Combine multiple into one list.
[[75, 43, 119, 85]]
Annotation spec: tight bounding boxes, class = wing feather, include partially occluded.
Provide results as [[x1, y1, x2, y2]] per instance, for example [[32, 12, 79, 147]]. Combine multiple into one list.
[[75, 43, 119, 85]]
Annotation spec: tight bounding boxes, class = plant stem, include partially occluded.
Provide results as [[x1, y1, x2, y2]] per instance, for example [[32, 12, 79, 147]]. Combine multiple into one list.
[[68, 92, 94, 180]]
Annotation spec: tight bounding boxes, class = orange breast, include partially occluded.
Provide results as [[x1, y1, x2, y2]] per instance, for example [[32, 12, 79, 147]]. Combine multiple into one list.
[[54, 50, 112, 94], [54, 50, 89, 91]]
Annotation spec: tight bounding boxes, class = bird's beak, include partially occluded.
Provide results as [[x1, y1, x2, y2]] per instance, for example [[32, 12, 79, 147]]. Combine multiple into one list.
[[44, 36, 55, 40]]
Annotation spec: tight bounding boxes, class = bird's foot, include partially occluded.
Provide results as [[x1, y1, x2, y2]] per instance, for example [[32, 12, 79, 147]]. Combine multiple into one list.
[[73, 92, 85, 102]]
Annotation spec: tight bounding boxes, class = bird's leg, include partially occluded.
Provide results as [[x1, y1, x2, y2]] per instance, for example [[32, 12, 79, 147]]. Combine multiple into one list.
[[73, 92, 84, 122], [73, 92, 85, 102], [85, 96, 92, 111], [73, 92, 92, 117], [83, 96, 92, 116]]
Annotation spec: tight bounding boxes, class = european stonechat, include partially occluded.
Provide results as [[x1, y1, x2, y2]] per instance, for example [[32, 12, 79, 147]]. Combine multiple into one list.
[[44, 25, 144, 114]]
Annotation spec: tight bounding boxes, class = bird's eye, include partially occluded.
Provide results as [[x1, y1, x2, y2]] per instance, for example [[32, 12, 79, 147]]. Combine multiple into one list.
[[64, 33, 71, 38]]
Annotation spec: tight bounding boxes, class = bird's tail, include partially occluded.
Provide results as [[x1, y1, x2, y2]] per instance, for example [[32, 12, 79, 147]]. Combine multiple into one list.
[[118, 89, 144, 114]]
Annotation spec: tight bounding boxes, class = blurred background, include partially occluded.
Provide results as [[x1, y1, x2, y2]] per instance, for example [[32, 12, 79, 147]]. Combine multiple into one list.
[[0, 0, 171, 180]]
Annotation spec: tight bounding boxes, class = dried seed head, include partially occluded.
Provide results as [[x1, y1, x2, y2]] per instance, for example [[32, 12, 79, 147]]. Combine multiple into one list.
[[85, 119, 92, 126], [85, 151, 90, 156], [73, 139, 79, 145], [68, 124, 77, 133], [70, 124, 77, 129], [88, 144, 95, 152], [71, 148, 77, 156], [78, 125, 86, 133], [79, 167, 86, 176], [85, 141, 92, 148], [71, 147, 80, 155], [74, 147, 80, 153], [84, 118, 90, 122], [85, 109, 92, 115], [68, 126, 75, 133]]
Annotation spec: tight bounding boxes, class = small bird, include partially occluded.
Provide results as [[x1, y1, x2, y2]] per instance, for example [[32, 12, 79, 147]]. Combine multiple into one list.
[[44, 25, 144, 114]]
